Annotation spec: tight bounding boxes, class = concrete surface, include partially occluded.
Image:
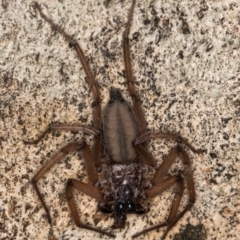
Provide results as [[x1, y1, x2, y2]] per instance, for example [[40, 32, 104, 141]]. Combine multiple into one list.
[[0, 0, 239, 240]]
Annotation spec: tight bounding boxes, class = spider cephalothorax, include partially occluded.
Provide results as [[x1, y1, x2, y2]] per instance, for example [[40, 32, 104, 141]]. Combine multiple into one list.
[[98, 162, 151, 228]]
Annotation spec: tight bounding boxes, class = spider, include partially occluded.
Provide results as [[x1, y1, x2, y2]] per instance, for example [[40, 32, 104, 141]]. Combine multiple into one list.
[[24, 1, 206, 239]]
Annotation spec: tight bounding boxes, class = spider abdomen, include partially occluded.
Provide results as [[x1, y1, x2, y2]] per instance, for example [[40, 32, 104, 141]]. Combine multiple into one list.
[[103, 88, 139, 163]]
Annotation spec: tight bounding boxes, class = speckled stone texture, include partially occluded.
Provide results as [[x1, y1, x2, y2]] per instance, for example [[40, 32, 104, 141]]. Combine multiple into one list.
[[0, 0, 239, 240]]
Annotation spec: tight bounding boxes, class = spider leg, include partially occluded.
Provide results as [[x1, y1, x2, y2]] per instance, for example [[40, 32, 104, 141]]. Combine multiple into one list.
[[135, 131, 206, 154], [123, 0, 147, 134], [134, 145, 155, 166], [34, 3, 102, 166], [132, 146, 195, 240], [23, 123, 100, 145], [132, 175, 184, 239], [66, 179, 115, 238], [34, 3, 100, 111], [152, 146, 179, 184], [31, 142, 98, 224]]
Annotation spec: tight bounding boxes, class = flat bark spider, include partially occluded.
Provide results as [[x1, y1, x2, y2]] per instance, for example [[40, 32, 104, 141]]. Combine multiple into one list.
[[24, 1, 206, 239]]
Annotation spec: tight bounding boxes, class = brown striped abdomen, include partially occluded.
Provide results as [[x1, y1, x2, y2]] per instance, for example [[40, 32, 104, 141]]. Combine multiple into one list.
[[103, 88, 139, 163]]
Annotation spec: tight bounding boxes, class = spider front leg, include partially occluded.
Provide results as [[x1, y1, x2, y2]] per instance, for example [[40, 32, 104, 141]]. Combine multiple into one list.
[[66, 178, 115, 238], [132, 146, 197, 240], [64, 144, 114, 237], [30, 141, 98, 224]]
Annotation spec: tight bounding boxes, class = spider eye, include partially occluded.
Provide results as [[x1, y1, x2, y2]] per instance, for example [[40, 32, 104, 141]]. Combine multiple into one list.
[[127, 201, 134, 212]]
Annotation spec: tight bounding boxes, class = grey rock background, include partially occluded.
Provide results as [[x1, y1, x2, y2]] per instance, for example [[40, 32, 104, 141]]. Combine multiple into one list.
[[0, 0, 239, 239]]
